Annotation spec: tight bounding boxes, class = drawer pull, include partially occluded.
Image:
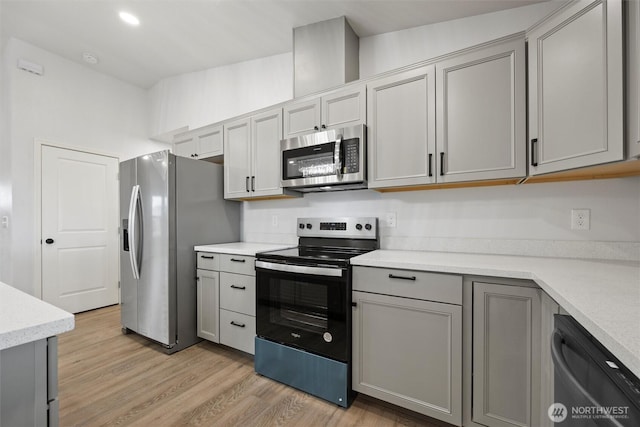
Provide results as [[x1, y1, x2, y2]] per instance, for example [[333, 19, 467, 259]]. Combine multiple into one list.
[[230, 258, 246, 263], [200, 255, 214, 259], [230, 321, 246, 328], [230, 285, 246, 290], [388, 273, 416, 281]]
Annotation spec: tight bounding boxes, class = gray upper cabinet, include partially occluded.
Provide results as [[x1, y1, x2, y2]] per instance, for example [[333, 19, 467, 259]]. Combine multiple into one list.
[[367, 66, 436, 188], [527, 0, 623, 175], [473, 281, 542, 427], [224, 117, 252, 199], [224, 108, 289, 200], [628, 0, 640, 159], [173, 124, 224, 160], [283, 85, 365, 139], [436, 36, 526, 183]]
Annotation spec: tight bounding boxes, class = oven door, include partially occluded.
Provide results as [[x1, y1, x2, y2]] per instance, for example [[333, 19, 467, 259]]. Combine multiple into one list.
[[255, 260, 350, 362]]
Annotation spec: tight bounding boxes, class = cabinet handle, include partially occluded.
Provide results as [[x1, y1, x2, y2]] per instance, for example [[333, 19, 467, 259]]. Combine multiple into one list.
[[190, 154, 194, 158], [230, 321, 246, 328], [200, 255, 214, 259], [251, 176, 255, 192], [245, 176, 250, 192], [230, 285, 246, 290], [389, 273, 416, 281], [440, 152, 445, 176], [230, 258, 246, 263], [428, 153, 433, 177], [321, 124, 326, 129], [531, 138, 538, 167], [194, 153, 199, 158], [314, 125, 319, 131]]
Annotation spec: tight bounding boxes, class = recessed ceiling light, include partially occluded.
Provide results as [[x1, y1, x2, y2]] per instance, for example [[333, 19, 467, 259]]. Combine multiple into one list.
[[119, 11, 140, 26], [82, 52, 99, 64]]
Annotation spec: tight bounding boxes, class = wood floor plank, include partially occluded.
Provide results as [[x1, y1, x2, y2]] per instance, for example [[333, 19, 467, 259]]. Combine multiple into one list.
[[58, 305, 443, 426]]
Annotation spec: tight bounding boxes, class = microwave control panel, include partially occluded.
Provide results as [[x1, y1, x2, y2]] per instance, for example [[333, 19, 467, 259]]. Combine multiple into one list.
[[343, 139, 360, 173]]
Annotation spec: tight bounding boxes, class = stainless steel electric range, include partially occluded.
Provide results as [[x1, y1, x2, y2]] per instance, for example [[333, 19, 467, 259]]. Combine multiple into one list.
[[254, 217, 379, 407]]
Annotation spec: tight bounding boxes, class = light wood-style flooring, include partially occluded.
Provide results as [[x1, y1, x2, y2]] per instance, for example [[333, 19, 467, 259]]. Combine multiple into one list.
[[58, 305, 442, 426]]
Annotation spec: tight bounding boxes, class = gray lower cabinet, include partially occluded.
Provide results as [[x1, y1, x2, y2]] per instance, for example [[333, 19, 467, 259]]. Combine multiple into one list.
[[0, 337, 58, 427], [196, 252, 256, 355], [472, 281, 542, 427], [352, 267, 463, 425], [527, 0, 623, 175]]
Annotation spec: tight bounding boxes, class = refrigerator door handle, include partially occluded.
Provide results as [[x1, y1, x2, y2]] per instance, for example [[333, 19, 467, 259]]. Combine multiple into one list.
[[128, 185, 141, 279]]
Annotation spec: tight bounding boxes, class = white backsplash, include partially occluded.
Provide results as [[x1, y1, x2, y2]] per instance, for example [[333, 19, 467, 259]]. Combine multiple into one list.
[[242, 177, 640, 262]]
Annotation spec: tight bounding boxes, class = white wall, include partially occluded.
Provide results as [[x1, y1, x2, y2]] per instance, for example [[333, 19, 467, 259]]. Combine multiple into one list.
[[2, 38, 170, 294], [243, 178, 640, 261], [0, 27, 11, 285], [148, 53, 293, 137], [359, 2, 562, 78]]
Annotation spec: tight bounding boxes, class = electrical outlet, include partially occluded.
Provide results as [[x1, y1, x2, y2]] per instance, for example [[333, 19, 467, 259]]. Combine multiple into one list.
[[271, 215, 278, 228], [571, 209, 590, 230], [385, 212, 397, 228]]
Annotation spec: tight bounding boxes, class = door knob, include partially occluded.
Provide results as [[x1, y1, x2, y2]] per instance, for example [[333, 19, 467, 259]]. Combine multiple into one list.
[[45, 238, 54, 244]]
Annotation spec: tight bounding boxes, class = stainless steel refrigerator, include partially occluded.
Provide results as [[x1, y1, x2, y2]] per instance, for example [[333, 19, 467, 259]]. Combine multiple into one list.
[[119, 150, 239, 353]]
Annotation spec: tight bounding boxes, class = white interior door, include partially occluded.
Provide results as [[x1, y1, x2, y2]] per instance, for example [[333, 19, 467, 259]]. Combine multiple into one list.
[[41, 145, 119, 313]]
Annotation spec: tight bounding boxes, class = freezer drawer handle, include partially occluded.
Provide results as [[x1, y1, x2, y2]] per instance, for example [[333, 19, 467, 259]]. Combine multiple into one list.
[[200, 255, 214, 259], [230, 321, 246, 328], [230, 285, 246, 290], [388, 273, 416, 281], [230, 258, 246, 263]]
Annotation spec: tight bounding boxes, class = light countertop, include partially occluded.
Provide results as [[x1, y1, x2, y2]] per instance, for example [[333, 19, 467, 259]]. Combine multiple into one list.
[[351, 250, 640, 378], [0, 282, 75, 351], [194, 242, 294, 256]]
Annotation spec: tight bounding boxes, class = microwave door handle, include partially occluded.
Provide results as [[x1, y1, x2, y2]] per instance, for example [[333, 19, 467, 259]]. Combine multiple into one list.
[[334, 134, 343, 178]]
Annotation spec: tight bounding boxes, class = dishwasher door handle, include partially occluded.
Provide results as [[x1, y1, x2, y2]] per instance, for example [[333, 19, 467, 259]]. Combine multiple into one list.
[[551, 329, 613, 418]]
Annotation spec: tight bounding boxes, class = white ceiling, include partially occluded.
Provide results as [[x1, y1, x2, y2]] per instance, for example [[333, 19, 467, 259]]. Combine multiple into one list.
[[1, 0, 547, 89]]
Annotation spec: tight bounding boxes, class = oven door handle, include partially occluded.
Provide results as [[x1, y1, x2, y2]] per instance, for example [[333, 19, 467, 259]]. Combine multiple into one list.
[[551, 329, 617, 421], [256, 261, 344, 277]]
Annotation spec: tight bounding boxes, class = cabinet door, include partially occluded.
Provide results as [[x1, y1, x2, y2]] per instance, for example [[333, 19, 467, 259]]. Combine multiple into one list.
[[197, 269, 220, 343], [223, 118, 252, 199], [173, 135, 196, 158], [321, 85, 366, 130], [251, 108, 284, 197], [473, 282, 541, 427], [196, 124, 223, 158], [283, 97, 321, 138], [352, 291, 462, 425], [528, 0, 623, 175], [628, 0, 640, 158], [367, 66, 436, 189], [436, 37, 525, 183]]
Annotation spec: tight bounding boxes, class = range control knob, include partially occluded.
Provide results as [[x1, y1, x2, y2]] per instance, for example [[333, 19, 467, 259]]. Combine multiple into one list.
[[365, 224, 372, 231], [299, 223, 305, 229], [306, 223, 312, 229], [355, 224, 363, 230]]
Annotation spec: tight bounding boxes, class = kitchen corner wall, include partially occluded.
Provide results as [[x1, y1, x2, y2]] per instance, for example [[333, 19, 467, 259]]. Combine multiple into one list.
[[243, 178, 640, 262], [2, 38, 170, 295]]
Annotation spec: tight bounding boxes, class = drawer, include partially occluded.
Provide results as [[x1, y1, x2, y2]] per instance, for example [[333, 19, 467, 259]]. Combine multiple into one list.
[[196, 252, 219, 271], [219, 254, 255, 276], [220, 272, 255, 315], [353, 266, 462, 305], [220, 310, 256, 355]]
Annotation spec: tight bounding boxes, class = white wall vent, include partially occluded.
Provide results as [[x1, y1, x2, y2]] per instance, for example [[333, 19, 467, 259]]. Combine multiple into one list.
[[17, 59, 44, 76]]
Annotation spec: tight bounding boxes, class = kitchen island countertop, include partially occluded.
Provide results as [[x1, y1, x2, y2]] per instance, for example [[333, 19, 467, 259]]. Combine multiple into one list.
[[194, 242, 294, 256], [0, 281, 74, 350], [351, 250, 640, 379]]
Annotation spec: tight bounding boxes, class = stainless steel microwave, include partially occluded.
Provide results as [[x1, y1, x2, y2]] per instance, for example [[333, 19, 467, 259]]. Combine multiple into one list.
[[280, 124, 366, 192]]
